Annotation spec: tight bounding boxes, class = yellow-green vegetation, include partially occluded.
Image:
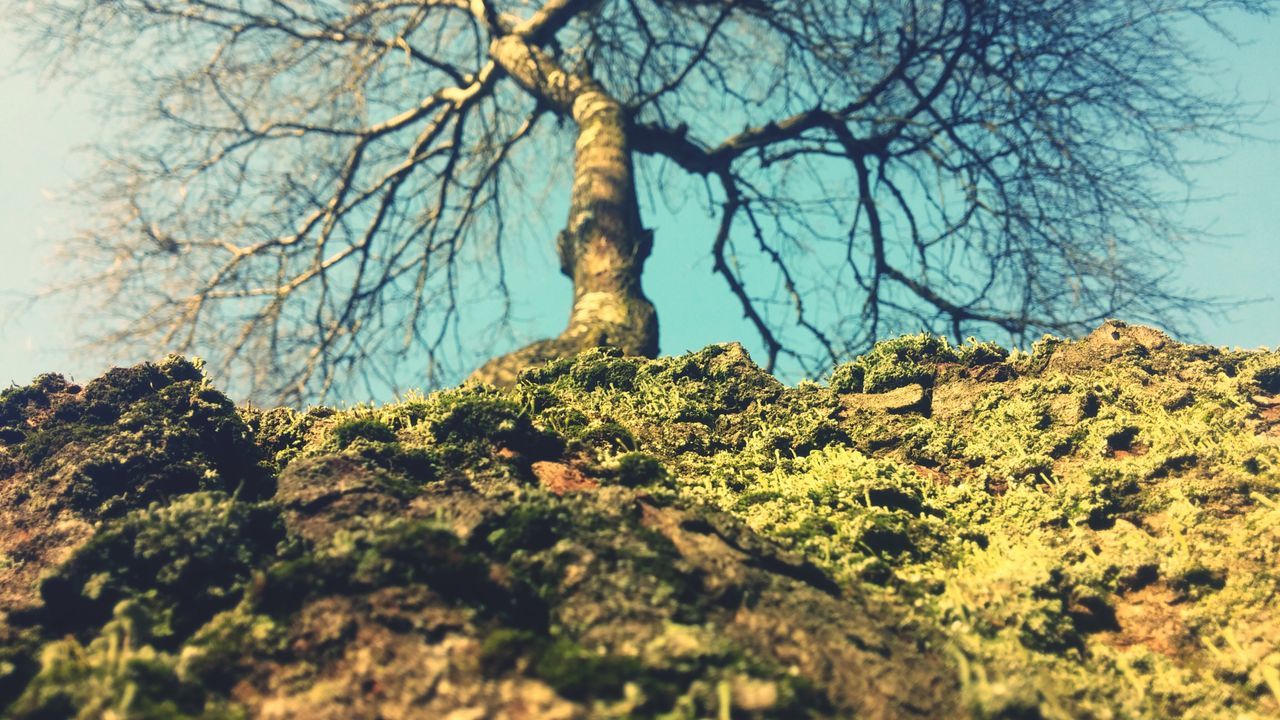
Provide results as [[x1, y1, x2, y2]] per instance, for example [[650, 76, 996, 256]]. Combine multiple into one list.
[[1, 320, 1278, 718]]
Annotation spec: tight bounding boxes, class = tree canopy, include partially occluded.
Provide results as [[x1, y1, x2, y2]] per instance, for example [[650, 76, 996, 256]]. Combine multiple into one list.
[[10, 0, 1270, 402]]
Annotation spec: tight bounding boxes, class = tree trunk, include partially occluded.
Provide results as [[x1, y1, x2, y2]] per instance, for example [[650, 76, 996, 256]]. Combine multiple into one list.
[[470, 37, 658, 386]]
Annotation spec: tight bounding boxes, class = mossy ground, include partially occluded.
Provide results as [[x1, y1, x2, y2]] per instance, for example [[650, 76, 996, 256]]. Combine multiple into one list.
[[2, 320, 1278, 718]]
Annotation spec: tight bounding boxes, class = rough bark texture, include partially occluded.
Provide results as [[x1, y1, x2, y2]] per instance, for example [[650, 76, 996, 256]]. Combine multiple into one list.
[[470, 36, 658, 387]]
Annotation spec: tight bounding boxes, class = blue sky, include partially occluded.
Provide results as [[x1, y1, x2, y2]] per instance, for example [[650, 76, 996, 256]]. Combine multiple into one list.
[[0, 9, 1277, 397]]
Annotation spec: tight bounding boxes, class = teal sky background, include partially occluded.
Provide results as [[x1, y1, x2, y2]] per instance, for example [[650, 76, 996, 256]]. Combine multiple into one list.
[[1, 10, 1277, 399]]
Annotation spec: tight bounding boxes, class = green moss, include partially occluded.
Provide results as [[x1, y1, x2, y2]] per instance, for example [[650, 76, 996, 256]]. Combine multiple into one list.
[[743, 408, 850, 459], [253, 515, 523, 624], [479, 630, 687, 712], [572, 420, 638, 452], [516, 356, 576, 386], [6, 328, 1280, 719], [0, 629, 40, 712], [565, 348, 642, 392], [857, 333, 954, 392], [7, 602, 243, 719], [955, 339, 1011, 367], [39, 493, 283, 644], [426, 389, 561, 458], [830, 335, 1008, 395], [611, 452, 668, 488], [1253, 365, 1280, 394], [239, 405, 322, 470], [478, 626, 824, 719], [0, 373, 76, 443], [178, 609, 286, 692], [536, 404, 591, 437], [307, 412, 442, 479], [828, 362, 865, 394], [477, 499, 574, 561], [533, 636, 647, 700], [477, 627, 538, 674], [329, 417, 397, 449], [2, 356, 271, 517]]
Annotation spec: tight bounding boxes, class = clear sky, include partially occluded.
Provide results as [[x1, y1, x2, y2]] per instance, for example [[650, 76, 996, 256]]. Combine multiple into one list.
[[0, 9, 1277, 398]]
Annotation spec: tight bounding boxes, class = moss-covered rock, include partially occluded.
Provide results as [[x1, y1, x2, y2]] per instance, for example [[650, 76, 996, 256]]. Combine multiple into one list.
[[38, 493, 282, 643], [8, 601, 241, 719], [0, 356, 276, 708], [0, 355, 271, 516], [4, 324, 1280, 718]]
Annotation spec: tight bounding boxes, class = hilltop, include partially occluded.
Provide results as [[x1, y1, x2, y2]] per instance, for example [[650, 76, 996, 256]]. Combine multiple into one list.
[[1, 320, 1278, 719]]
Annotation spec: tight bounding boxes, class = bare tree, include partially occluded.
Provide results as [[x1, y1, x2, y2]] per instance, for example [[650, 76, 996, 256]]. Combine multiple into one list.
[[8, 0, 1270, 402]]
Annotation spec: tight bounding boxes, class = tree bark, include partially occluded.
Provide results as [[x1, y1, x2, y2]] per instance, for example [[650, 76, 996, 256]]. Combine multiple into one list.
[[470, 37, 657, 386]]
